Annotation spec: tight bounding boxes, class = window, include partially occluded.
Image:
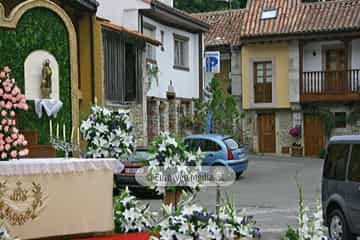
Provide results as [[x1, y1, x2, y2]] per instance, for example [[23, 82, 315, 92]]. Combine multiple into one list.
[[254, 62, 272, 103], [143, 24, 156, 61], [323, 144, 350, 180], [261, 9, 278, 20], [349, 144, 360, 182], [103, 29, 139, 104], [335, 112, 346, 128], [185, 139, 221, 152], [174, 34, 189, 70]]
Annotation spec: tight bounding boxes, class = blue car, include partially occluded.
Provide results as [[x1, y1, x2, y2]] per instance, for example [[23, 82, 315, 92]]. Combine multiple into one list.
[[184, 134, 248, 179]]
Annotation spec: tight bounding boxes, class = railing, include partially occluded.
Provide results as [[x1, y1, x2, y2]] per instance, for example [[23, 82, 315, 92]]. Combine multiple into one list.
[[302, 69, 360, 95]]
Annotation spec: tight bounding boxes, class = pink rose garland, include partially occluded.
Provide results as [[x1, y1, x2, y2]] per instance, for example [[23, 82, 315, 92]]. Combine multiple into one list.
[[0, 66, 29, 160]]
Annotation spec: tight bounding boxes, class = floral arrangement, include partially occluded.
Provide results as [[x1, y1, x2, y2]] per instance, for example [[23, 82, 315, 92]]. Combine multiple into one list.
[[148, 132, 204, 194], [80, 105, 135, 159], [151, 193, 260, 240], [114, 187, 155, 233], [0, 66, 29, 161], [281, 183, 327, 240]]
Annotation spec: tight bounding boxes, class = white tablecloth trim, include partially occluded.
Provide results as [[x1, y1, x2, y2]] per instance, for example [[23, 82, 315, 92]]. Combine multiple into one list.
[[0, 158, 124, 176]]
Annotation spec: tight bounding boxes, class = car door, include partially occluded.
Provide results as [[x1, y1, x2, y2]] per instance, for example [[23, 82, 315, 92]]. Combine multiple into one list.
[[347, 144, 360, 232], [199, 139, 223, 165]]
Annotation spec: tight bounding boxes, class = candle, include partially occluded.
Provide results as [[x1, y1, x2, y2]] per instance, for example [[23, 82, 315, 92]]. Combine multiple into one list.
[[70, 127, 74, 144], [63, 124, 66, 141], [49, 120, 53, 138], [56, 124, 59, 138], [77, 127, 80, 145]]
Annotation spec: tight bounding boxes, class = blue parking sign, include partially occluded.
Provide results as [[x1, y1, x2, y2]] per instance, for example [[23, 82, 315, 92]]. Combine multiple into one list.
[[205, 51, 220, 73]]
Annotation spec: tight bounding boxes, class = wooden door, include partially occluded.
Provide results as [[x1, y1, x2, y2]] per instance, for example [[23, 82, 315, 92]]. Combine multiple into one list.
[[325, 48, 346, 92], [258, 113, 276, 153], [304, 115, 324, 157]]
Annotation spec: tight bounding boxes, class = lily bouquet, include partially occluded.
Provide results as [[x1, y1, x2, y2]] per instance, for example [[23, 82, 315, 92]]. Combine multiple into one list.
[[80, 105, 135, 159], [152, 193, 260, 240], [147, 132, 204, 194], [114, 187, 156, 233]]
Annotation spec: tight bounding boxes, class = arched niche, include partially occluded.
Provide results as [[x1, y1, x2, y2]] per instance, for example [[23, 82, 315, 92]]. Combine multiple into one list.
[[24, 50, 60, 100]]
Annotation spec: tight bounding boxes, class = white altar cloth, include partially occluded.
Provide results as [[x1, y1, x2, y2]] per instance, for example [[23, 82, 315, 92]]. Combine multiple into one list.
[[0, 158, 121, 239]]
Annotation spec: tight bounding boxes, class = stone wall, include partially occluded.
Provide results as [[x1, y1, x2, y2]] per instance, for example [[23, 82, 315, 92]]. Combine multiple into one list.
[[276, 111, 293, 154]]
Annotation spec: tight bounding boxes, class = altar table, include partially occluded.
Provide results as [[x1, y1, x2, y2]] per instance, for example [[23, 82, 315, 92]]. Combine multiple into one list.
[[0, 158, 123, 240]]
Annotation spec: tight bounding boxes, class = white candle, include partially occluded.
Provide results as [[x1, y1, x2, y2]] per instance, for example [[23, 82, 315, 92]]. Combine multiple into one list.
[[56, 124, 59, 138], [49, 120, 53, 138], [77, 127, 80, 145], [63, 124, 66, 141]]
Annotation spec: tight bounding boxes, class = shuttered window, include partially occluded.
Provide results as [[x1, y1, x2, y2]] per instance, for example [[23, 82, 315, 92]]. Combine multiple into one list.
[[254, 62, 272, 103], [103, 29, 141, 104]]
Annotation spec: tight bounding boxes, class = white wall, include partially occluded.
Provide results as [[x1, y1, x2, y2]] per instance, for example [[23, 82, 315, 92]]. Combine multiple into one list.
[[144, 17, 200, 99], [97, 0, 150, 30]]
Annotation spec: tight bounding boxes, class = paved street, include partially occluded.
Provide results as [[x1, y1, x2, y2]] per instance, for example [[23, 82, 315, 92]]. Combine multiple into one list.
[[141, 155, 324, 239]]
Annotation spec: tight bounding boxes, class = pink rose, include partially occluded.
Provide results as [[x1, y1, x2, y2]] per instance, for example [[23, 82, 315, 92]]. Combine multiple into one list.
[[3, 66, 11, 73], [11, 133, 17, 140], [5, 144, 10, 151], [1, 110, 6, 117], [4, 126, 9, 132], [5, 137, 12, 144], [10, 151, 17, 158], [10, 111, 15, 117], [0, 72, 5, 78], [1, 119, 6, 125], [0, 145, 4, 152], [12, 127, 18, 133], [1, 152, 7, 160]]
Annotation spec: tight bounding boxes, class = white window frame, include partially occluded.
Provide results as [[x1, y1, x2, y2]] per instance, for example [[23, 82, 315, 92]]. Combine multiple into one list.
[[143, 23, 157, 61], [173, 33, 189, 70]]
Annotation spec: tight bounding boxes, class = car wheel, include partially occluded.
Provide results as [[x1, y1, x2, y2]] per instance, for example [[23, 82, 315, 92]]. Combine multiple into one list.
[[236, 171, 243, 179], [328, 209, 356, 240]]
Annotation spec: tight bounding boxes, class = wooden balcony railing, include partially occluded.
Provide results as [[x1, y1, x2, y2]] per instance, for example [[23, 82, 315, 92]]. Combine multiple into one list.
[[301, 70, 360, 101]]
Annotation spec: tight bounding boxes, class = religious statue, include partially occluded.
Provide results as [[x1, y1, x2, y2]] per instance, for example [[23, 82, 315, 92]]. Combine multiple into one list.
[[40, 59, 52, 99]]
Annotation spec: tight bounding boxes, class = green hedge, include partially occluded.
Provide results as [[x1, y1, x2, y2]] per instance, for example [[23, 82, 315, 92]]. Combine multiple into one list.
[[0, 8, 71, 144]]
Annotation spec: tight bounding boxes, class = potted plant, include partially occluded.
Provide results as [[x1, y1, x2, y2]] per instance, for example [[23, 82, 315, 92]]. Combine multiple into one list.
[[289, 126, 303, 157]]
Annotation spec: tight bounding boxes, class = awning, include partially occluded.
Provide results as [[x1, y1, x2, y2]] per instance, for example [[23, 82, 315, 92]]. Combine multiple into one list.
[[97, 18, 161, 46]]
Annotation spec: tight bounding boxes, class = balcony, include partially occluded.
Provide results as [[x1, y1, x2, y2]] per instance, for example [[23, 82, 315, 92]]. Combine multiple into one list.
[[301, 69, 360, 102]]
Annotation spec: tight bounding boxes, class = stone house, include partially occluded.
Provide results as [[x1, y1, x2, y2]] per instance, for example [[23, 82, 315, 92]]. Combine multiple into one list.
[[241, 0, 360, 156], [194, 0, 360, 157], [97, 0, 209, 145]]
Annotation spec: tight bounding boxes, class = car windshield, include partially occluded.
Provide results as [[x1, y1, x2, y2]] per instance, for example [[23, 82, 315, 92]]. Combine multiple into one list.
[[223, 138, 239, 150]]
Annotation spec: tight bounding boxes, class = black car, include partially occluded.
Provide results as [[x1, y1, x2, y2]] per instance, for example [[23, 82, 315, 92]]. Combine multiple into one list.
[[322, 135, 360, 240]]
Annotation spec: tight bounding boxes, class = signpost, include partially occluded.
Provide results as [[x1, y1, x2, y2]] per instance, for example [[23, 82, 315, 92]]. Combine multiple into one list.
[[205, 51, 220, 73]]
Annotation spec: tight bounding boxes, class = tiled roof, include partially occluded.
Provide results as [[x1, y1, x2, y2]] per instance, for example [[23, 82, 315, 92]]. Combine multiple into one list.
[[192, 9, 244, 47], [241, 0, 360, 39], [151, 0, 210, 30]]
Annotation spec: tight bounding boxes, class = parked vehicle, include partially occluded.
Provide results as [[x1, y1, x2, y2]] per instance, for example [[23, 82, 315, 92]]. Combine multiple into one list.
[[184, 134, 248, 179], [114, 148, 159, 198], [322, 135, 360, 240]]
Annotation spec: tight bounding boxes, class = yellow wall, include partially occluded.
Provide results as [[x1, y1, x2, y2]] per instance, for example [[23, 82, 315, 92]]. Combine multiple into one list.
[[242, 42, 290, 109], [92, 17, 104, 106], [78, 15, 93, 116]]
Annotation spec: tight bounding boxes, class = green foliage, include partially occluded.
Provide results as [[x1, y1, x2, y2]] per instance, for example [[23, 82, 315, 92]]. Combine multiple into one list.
[[174, 0, 246, 13], [206, 77, 241, 135], [0, 8, 71, 145], [181, 77, 242, 135], [281, 226, 299, 240]]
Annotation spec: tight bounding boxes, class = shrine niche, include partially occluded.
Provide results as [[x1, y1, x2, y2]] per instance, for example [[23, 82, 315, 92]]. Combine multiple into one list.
[[24, 50, 60, 100]]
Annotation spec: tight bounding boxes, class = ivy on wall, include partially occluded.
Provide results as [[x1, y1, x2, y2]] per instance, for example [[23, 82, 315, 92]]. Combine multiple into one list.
[[0, 8, 72, 144]]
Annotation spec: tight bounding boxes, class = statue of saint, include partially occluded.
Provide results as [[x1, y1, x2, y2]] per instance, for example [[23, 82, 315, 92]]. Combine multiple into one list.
[[41, 59, 52, 99]]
